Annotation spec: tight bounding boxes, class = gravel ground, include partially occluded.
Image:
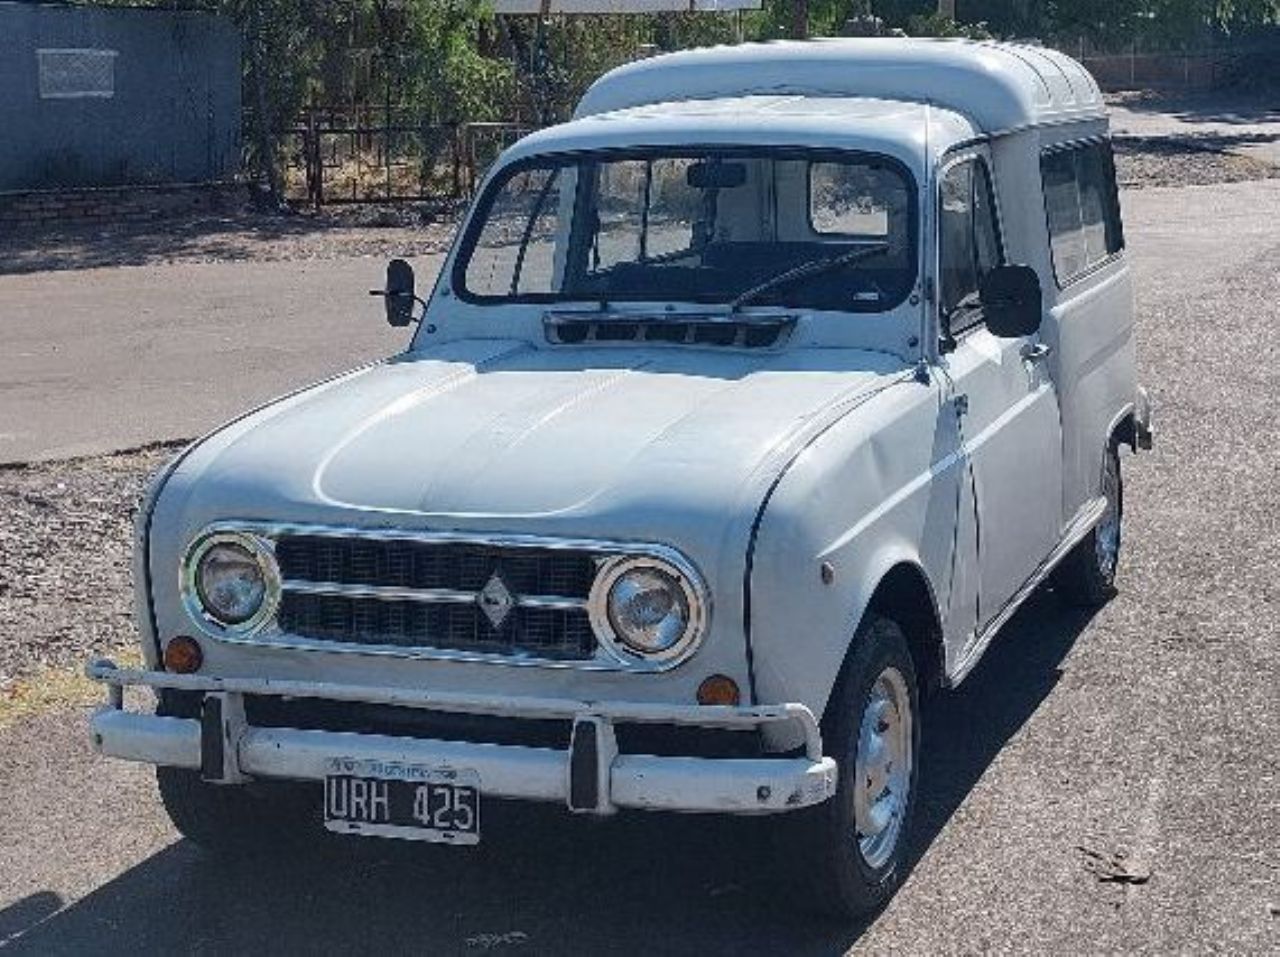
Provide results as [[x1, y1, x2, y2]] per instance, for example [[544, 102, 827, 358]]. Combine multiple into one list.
[[1114, 134, 1280, 189], [0, 447, 175, 687]]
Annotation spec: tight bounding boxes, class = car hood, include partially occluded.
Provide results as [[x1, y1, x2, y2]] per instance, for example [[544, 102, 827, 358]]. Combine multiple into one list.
[[169, 339, 903, 543]]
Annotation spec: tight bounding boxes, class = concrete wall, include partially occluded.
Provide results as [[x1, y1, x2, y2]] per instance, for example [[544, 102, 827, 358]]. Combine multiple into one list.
[[0, 2, 241, 192]]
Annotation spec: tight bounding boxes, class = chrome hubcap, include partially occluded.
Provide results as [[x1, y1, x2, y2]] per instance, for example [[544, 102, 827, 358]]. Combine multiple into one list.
[[853, 666, 913, 869], [1095, 452, 1121, 580]]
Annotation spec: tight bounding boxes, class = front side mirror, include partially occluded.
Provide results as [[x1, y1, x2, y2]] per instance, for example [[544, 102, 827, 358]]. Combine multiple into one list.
[[376, 258, 417, 327], [980, 264, 1042, 338]]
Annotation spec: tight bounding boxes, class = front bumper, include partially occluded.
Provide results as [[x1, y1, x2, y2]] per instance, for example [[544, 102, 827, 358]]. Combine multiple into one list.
[[86, 659, 837, 816]]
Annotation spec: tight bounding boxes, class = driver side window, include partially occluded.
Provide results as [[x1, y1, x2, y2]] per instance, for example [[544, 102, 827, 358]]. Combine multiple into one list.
[[939, 157, 1003, 335]]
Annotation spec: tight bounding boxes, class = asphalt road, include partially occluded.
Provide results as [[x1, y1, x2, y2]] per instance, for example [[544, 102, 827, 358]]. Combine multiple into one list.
[[1, 180, 1278, 954], [0, 255, 430, 463]]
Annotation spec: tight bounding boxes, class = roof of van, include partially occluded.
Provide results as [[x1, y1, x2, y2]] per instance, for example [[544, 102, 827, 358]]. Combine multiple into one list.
[[575, 38, 1105, 134], [506, 95, 972, 170]]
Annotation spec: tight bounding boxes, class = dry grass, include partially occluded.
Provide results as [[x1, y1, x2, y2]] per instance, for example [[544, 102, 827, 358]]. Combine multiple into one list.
[[284, 153, 461, 204], [0, 645, 141, 732]]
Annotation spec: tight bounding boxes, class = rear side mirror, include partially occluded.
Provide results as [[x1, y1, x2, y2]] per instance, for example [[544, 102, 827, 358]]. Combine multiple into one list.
[[372, 258, 417, 327], [980, 264, 1042, 338]]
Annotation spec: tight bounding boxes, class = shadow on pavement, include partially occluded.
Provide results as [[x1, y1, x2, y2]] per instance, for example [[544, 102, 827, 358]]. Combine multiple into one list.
[[0, 215, 329, 276], [1115, 91, 1280, 127], [0, 892, 62, 947], [1115, 130, 1280, 152], [0, 206, 454, 276], [3, 589, 1096, 956]]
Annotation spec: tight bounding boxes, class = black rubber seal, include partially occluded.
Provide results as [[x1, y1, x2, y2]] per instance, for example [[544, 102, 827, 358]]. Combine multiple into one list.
[[200, 696, 223, 782], [568, 720, 599, 811]]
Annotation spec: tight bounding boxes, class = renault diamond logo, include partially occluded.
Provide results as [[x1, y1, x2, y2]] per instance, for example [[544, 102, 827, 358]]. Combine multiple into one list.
[[478, 572, 515, 629]]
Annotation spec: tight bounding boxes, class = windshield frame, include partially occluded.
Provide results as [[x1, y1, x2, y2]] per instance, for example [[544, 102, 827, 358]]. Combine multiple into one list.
[[450, 145, 919, 314]]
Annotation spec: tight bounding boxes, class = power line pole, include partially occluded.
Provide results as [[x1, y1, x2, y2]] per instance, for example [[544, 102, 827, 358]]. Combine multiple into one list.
[[792, 0, 809, 39]]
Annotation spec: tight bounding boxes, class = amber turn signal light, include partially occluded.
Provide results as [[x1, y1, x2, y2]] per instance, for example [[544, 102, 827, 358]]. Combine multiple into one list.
[[696, 674, 740, 707], [163, 635, 203, 674]]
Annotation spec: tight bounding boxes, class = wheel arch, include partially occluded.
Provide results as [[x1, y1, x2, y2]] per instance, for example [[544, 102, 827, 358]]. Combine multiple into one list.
[[821, 559, 945, 729]]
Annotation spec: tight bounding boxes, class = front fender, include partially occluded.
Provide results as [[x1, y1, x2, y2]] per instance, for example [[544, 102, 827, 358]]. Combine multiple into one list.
[[134, 361, 390, 670], [746, 376, 962, 722]]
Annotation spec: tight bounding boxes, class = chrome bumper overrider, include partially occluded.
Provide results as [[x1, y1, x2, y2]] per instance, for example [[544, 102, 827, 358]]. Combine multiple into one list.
[[85, 659, 837, 816], [1135, 386, 1154, 451]]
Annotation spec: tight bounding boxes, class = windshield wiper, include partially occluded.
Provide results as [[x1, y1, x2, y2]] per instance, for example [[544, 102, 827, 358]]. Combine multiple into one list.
[[729, 242, 890, 312]]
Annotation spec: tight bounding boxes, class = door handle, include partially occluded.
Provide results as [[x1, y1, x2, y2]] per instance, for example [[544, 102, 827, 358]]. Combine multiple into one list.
[[1020, 342, 1052, 364]]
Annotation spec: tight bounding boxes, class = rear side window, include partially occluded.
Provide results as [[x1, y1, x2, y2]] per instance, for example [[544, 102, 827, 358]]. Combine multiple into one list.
[[1041, 140, 1124, 285]]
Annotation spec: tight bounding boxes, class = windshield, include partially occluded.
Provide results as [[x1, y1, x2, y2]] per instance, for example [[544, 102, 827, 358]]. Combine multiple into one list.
[[454, 148, 916, 312]]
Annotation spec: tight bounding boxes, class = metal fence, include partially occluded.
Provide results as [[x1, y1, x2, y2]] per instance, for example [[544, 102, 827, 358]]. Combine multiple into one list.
[[276, 109, 533, 206], [1053, 33, 1279, 91], [269, 38, 1273, 207], [1077, 50, 1236, 91]]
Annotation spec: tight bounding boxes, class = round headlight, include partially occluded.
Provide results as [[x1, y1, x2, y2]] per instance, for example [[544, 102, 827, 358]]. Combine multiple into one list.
[[608, 566, 689, 654], [590, 556, 706, 664], [188, 536, 274, 627]]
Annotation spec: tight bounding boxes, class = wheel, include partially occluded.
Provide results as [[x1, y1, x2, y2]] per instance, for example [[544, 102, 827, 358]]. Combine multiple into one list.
[[1054, 441, 1123, 607], [787, 615, 921, 919], [155, 693, 317, 858]]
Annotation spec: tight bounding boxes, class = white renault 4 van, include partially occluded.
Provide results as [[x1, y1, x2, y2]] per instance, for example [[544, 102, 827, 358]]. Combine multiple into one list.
[[89, 39, 1150, 917]]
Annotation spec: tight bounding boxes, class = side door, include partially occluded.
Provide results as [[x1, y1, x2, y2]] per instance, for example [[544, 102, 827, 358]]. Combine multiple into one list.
[[1040, 138, 1134, 528], [938, 150, 1064, 627]]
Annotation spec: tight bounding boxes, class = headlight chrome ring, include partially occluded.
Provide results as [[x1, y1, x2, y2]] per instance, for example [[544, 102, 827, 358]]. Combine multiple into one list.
[[588, 553, 708, 666], [181, 531, 281, 634]]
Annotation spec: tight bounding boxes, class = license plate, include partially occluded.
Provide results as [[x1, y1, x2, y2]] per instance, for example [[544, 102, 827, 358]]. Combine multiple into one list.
[[323, 757, 480, 845]]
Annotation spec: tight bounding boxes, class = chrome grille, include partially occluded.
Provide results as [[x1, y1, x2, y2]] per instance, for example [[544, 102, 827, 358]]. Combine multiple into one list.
[[275, 536, 596, 597], [276, 594, 595, 659], [272, 534, 598, 660]]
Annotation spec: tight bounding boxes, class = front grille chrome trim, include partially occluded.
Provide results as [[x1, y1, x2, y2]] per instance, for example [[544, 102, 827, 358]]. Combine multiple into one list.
[[279, 579, 588, 612], [183, 521, 711, 673]]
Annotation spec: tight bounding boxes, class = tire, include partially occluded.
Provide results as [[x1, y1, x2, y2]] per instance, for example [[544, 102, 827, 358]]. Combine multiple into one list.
[[1054, 441, 1123, 608], [155, 693, 318, 858], [786, 615, 921, 919], [157, 767, 319, 858]]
